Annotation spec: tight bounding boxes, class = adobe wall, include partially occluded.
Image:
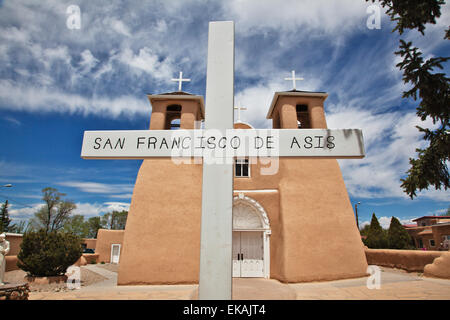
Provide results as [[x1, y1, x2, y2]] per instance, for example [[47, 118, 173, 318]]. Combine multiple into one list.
[[118, 159, 203, 285], [74, 253, 99, 266], [432, 225, 450, 250], [4, 234, 23, 271], [5, 256, 19, 272], [365, 248, 443, 272], [96, 229, 124, 263], [424, 251, 450, 279], [5, 234, 23, 256], [275, 158, 368, 282], [82, 238, 97, 250]]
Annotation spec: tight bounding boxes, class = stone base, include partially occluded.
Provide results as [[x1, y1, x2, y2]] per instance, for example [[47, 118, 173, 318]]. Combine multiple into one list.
[[25, 275, 68, 285], [0, 282, 30, 300]]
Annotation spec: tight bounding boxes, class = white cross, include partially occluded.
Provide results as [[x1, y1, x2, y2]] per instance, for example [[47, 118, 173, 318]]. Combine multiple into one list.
[[171, 71, 191, 91], [234, 102, 247, 122], [284, 70, 304, 91], [81, 21, 365, 301]]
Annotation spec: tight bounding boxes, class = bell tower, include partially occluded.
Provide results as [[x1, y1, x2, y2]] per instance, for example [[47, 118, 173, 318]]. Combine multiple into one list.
[[148, 93, 205, 130], [267, 91, 328, 129], [118, 92, 205, 285], [266, 90, 368, 283]]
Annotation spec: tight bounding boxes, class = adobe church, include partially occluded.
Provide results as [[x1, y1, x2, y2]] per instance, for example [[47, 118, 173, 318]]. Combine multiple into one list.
[[116, 83, 368, 285]]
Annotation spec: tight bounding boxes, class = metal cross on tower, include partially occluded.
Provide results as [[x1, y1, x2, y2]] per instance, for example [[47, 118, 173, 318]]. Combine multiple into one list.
[[171, 71, 191, 91], [284, 70, 304, 91], [234, 102, 247, 122]]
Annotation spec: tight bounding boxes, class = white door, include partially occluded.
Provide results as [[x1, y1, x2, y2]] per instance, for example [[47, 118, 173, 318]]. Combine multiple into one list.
[[232, 232, 241, 277], [111, 244, 121, 264], [232, 231, 264, 277]]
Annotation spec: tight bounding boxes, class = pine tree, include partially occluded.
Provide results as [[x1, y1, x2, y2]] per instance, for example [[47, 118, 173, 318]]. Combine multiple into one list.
[[364, 213, 388, 249], [388, 217, 413, 249], [367, 0, 449, 198], [0, 200, 12, 233]]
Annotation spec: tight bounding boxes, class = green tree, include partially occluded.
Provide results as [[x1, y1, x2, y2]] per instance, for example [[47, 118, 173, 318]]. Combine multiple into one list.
[[86, 216, 103, 238], [17, 230, 82, 277], [10, 220, 30, 234], [440, 206, 450, 216], [29, 187, 76, 233], [0, 200, 13, 233], [367, 0, 449, 198], [101, 210, 128, 230], [388, 216, 413, 249], [359, 224, 371, 237], [63, 214, 89, 238], [363, 213, 389, 249]]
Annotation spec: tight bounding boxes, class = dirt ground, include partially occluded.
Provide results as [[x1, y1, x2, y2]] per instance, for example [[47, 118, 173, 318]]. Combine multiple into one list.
[[95, 263, 119, 273], [4, 267, 108, 293]]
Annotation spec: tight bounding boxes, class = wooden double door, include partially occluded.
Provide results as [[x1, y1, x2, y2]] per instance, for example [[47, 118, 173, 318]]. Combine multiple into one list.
[[232, 231, 264, 277]]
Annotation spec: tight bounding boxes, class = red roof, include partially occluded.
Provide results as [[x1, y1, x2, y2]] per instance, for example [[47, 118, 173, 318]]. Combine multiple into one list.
[[412, 216, 450, 222]]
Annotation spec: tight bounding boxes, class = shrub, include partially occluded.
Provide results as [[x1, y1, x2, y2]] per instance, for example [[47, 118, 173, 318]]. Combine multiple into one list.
[[363, 213, 388, 249], [388, 217, 414, 249], [17, 230, 83, 277]]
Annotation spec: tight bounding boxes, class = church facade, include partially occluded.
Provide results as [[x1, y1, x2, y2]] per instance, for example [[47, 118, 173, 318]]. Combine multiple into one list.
[[117, 90, 368, 285]]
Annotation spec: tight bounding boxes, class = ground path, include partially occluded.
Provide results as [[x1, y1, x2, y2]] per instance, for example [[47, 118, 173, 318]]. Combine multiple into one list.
[[28, 266, 450, 300]]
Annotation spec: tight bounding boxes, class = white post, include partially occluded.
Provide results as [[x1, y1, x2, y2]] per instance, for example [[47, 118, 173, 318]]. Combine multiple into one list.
[[198, 21, 234, 300]]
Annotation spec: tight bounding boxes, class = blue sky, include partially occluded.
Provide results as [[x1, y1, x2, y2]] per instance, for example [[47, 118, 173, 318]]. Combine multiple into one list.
[[0, 0, 448, 229]]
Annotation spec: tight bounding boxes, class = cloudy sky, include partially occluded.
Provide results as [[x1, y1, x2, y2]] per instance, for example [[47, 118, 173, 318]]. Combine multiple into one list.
[[0, 0, 448, 229]]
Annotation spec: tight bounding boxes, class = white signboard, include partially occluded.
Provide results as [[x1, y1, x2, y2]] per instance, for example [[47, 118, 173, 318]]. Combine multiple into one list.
[[81, 129, 365, 159]]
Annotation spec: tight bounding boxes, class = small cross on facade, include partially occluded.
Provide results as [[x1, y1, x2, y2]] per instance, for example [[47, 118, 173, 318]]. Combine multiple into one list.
[[171, 71, 191, 91], [234, 102, 247, 122], [284, 70, 304, 91]]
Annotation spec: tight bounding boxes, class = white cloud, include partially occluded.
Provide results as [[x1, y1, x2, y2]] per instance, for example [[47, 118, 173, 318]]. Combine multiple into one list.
[[103, 202, 130, 212], [79, 49, 99, 74], [426, 208, 448, 216], [3, 116, 21, 126], [109, 194, 133, 199], [72, 202, 129, 217], [9, 201, 130, 221], [118, 47, 173, 80], [108, 19, 132, 37], [360, 216, 416, 229], [225, 0, 377, 35], [0, 79, 150, 118], [57, 181, 133, 195], [9, 203, 44, 218], [327, 107, 446, 200]]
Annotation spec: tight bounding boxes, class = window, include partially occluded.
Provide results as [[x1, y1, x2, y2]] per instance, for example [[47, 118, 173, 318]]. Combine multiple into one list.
[[235, 158, 250, 177], [167, 104, 182, 112], [170, 119, 180, 130], [419, 239, 423, 248], [296, 104, 310, 128], [429, 239, 435, 247], [167, 104, 182, 130]]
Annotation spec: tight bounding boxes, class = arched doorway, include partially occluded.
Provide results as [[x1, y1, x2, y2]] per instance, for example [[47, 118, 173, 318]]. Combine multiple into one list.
[[232, 194, 271, 278]]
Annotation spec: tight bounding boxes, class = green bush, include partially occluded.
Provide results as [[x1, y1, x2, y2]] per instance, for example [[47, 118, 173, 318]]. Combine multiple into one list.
[[363, 213, 388, 249], [388, 217, 414, 249], [17, 230, 83, 277]]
